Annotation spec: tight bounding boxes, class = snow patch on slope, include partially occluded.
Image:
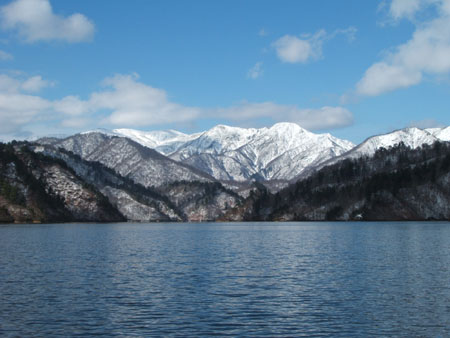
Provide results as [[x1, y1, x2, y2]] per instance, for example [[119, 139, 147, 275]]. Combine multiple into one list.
[[426, 126, 450, 142]]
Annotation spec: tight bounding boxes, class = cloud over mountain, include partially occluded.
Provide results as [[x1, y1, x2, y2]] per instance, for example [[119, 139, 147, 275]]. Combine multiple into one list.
[[0, 72, 354, 139], [213, 102, 353, 130]]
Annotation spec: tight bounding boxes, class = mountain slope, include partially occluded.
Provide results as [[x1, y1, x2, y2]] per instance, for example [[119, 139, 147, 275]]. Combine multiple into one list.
[[296, 127, 447, 180], [158, 181, 243, 222], [345, 128, 437, 158], [41, 132, 215, 188], [112, 122, 355, 181], [36, 143, 242, 222], [36, 144, 184, 222], [236, 141, 450, 221], [426, 126, 450, 141], [112, 128, 201, 154], [0, 143, 125, 223]]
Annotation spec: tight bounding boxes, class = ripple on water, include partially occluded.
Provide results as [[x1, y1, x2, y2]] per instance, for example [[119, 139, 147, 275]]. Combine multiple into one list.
[[0, 222, 449, 336]]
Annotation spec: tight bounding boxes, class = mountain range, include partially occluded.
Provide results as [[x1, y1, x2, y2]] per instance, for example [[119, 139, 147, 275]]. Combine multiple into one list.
[[1, 122, 450, 223], [49, 123, 450, 183], [38, 123, 450, 194]]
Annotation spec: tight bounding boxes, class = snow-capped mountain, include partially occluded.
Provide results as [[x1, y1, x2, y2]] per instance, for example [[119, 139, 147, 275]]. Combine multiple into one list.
[[348, 127, 438, 158], [296, 126, 450, 180], [47, 123, 449, 186], [112, 123, 355, 181]]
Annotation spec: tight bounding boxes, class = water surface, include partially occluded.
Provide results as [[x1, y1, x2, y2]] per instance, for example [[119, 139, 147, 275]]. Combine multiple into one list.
[[1, 222, 449, 336]]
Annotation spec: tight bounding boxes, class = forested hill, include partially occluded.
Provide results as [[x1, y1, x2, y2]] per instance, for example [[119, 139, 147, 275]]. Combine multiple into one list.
[[235, 142, 450, 221], [0, 142, 125, 223]]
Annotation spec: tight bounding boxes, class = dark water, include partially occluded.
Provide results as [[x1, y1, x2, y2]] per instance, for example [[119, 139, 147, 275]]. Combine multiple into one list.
[[0, 222, 449, 337]]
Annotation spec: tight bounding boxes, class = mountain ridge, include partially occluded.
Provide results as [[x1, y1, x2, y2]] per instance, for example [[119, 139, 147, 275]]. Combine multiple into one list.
[[85, 123, 450, 183], [40, 123, 450, 192], [91, 122, 355, 182], [294, 126, 450, 181]]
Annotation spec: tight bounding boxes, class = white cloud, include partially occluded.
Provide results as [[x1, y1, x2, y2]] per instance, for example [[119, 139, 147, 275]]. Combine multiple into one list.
[[356, 0, 450, 97], [48, 74, 200, 127], [0, 73, 94, 135], [53, 95, 90, 116], [389, 0, 425, 20], [292, 106, 354, 130], [87, 75, 352, 130], [0, 74, 21, 93], [60, 117, 92, 128], [0, 74, 54, 134], [0, 93, 51, 133], [272, 27, 356, 64], [272, 33, 322, 63], [214, 102, 353, 130], [247, 62, 263, 79], [356, 62, 422, 96], [0, 50, 13, 60], [0, 0, 95, 43], [0, 72, 354, 138], [21, 75, 52, 92], [91, 74, 200, 126], [0, 74, 52, 93]]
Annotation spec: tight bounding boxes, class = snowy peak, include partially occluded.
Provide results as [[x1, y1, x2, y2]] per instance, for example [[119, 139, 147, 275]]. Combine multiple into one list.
[[192, 124, 260, 153], [294, 125, 450, 181], [116, 122, 355, 181], [109, 128, 200, 155], [56, 123, 450, 185], [115, 128, 187, 143], [81, 128, 118, 137], [78, 123, 449, 183], [353, 127, 438, 157], [269, 122, 308, 135], [83, 122, 355, 181]]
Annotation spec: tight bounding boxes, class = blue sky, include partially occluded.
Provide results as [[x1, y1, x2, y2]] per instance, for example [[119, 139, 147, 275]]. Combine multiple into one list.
[[0, 0, 449, 143]]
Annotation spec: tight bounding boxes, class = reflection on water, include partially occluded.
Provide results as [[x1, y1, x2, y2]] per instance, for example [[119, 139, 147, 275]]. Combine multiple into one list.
[[0, 222, 449, 336]]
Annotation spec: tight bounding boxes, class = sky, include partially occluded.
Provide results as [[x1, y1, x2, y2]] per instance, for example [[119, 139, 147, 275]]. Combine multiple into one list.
[[0, 0, 449, 143]]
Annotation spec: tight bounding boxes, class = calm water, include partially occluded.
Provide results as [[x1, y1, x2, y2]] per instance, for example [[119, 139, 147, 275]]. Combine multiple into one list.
[[0, 222, 449, 337]]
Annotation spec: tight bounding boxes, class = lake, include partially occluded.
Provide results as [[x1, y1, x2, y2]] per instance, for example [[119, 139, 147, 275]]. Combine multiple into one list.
[[0, 222, 449, 336]]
